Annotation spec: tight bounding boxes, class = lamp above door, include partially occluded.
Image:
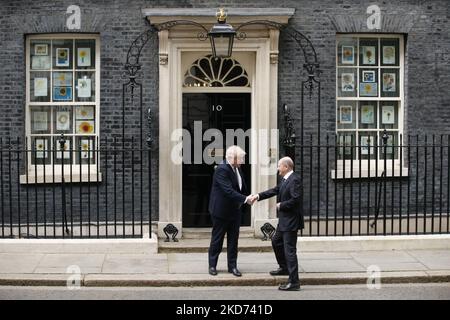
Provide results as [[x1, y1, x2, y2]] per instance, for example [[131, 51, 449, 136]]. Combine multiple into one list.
[[208, 8, 236, 59]]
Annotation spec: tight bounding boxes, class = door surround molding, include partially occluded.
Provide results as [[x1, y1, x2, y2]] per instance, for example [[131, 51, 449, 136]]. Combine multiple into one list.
[[146, 9, 295, 238]]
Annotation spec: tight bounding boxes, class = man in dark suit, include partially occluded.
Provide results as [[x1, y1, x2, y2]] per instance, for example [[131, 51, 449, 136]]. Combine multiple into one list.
[[252, 157, 303, 291], [208, 145, 254, 277]]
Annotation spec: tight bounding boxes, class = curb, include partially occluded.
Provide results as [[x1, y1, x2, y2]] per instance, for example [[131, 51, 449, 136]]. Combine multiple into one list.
[[1, 272, 449, 287]]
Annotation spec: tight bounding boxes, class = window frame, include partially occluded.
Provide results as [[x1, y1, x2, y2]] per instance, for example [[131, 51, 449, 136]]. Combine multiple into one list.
[[333, 33, 406, 178], [23, 33, 101, 183]]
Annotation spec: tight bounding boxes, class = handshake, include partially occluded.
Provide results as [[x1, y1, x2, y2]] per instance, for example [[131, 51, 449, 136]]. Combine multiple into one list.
[[245, 194, 259, 205]]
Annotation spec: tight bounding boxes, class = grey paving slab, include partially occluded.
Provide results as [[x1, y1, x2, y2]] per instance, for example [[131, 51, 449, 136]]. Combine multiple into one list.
[[168, 260, 208, 274], [413, 259, 450, 270], [106, 254, 168, 261], [237, 253, 277, 263], [300, 259, 366, 273], [102, 255, 168, 274], [349, 250, 428, 271], [37, 254, 105, 268], [236, 262, 281, 273], [353, 261, 429, 272], [407, 250, 450, 259], [167, 253, 208, 262], [299, 252, 353, 260], [406, 250, 450, 270], [33, 267, 102, 274], [350, 250, 418, 262], [0, 253, 44, 273]]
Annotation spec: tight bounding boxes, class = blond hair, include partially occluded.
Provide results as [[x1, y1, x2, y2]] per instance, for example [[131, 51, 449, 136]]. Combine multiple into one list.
[[225, 145, 246, 162]]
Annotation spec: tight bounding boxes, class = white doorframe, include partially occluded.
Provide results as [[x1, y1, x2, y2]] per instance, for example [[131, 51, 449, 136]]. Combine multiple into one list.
[[156, 27, 281, 238]]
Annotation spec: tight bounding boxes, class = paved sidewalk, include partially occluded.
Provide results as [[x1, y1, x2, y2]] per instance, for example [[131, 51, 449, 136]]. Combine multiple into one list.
[[1, 248, 449, 287]]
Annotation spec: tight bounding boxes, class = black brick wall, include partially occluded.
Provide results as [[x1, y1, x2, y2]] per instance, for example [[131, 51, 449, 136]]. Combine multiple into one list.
[[0, 0, 449, 231]]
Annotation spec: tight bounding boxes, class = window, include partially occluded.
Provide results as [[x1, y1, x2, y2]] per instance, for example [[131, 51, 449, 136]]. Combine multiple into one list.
[[24, 34, 100, 182], [183, 54, 250, 87], [336, 34, 404, 163]]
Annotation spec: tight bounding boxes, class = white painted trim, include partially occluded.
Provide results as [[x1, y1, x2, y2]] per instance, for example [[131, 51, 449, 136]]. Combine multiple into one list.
[[25, 34, 101, 177], [157, 27, 279, 235], [298, 234, 450, 251], [142, 7, 295, 25], [335, 34, 406, 174]]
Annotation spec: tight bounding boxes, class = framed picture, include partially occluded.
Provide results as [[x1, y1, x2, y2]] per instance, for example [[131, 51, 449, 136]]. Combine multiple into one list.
[[75, 106, 94, 120], [339, 105, 352, 124], [360, 105, 375, 124], [76, 120, 95, 134], [34, 78, 48, 97], [383, 46, 396, 65], [56, 48, 70, 67], [53, 86, 72, 101], [362, 70, 375, 83], [53, 72, 72, 86], [34, 44, 48, 56], [361, 136, 375, 155], [77, 48, 91, 67], [56, 139, 71, 159], [79, 139, 95, 160], [341, 73, 355, 92], [56, 110, 71, 131], [382, 105, 395, 124], [362, 46, 376, 65], [32, 111, 49, 132], [360, 83, 377, 96], [31, 56, 51, 70], [341, 46, 354, 64], [382, 73, 396, 92], [381, 134, 395, 155], [34, 139, 49, 159], [339, 135, 352, 155], [77, 78, 91, 98]]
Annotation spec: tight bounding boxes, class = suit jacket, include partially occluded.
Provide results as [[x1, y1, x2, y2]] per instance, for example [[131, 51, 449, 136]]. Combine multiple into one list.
[[258, 172, 304, 231], [208, 161, 249, 221]]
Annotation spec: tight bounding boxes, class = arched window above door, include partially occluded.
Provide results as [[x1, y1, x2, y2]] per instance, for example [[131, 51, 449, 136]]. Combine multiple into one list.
[[183, 55, 250, 88]]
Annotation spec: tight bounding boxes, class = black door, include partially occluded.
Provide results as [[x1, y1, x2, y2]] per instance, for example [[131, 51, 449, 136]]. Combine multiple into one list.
[[182, 93, 251, 227]]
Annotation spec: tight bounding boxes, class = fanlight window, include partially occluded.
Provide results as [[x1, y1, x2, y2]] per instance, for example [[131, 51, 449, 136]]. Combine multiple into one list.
[[184, 55, 250, 87]]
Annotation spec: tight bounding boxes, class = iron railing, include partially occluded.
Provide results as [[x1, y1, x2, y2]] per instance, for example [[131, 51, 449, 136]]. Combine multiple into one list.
[[1, 133, 450, 238], [0, 135, 153, 239], [297, 132, 450, 236]]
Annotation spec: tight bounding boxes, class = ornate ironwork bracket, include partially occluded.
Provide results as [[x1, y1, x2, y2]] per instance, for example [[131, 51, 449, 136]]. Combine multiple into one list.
[[123, 20, 210, 147], [123, 18, 320, 147], [261, 222, 276, 241], [163, 223, 179, 242], [282, 104, 296, 149], [234, 20, 320, 99]]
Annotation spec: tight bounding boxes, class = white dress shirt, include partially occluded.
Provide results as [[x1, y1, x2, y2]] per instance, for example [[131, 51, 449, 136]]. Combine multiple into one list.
[[226, 160, 249, 204], [283, 170, 294, 181]]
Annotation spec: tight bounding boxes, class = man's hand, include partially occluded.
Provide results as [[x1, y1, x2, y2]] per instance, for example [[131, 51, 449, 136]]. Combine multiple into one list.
[[245, 195, 255, 205], [245, 194, 259, 205], [249, 194, 259, 204], [276, 202, 281, 210]]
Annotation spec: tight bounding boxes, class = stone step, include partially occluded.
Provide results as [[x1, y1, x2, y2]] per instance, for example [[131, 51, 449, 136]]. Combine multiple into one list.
[[158, 237, 272, 253], [181, 227, 255, 239]]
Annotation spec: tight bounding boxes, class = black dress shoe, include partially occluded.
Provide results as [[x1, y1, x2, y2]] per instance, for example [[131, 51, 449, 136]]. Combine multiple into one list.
[[279, 282, 300, 291], [228, 268, 242, 277], [269, 268, 289, 276], [209, 267, 218, 276]]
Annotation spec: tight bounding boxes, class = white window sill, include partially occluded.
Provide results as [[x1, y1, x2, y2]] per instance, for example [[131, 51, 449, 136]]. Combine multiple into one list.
[[20, 172, 102, 184], [331, 167, 408, 179]]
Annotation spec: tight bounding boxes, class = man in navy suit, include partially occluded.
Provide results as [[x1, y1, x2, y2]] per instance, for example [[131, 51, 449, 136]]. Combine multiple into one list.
[[252, 157, 303, 291], [208, 145, 254, 277]]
